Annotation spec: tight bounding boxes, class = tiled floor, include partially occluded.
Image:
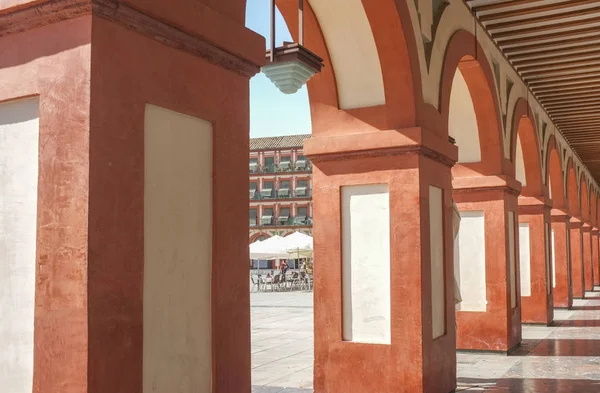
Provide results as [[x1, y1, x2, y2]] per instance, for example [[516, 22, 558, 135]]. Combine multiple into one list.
[[251, 289, 600, 392]]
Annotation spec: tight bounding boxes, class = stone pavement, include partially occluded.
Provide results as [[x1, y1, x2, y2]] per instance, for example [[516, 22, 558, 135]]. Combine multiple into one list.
[[251, 289, 600, 392]]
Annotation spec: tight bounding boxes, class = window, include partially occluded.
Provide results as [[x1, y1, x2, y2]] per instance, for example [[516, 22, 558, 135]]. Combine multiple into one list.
[[279, 207, 291, 224], [278, 180, 291, 198], [261, 181, 274, 198], [261, 207, 274, 226], [249, 181, 258, 199], [295, 206, 308, 224], [279, 155, 291, 171], [264, 157, 275, 172], [249, 208, 257, 226], [249, 158, 258, 172], [295, 154, 308, 170], [296, 179, 308, 197]]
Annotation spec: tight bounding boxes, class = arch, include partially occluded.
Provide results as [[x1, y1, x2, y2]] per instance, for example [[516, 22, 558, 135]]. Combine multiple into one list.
[[546, 136, 566, 209], [273, 0, 420, 134], [439, 31, 504, 177], [510, 99, 542, 197], [250, 232, 271, 243], [567, 160, 580, 217], [580, 177, 590, 222]]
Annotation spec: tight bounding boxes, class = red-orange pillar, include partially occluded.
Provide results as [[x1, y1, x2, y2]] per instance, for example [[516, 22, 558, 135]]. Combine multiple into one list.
[[551, 210, 573, 308], [453, 176, 522, 352], [0, 3, 263, 393], [570, 218, 585, 299], [583, 224, 594, 292], [593, 228, 600, 287], [518, 198, 553, 325], [306, 128, 458, 393]]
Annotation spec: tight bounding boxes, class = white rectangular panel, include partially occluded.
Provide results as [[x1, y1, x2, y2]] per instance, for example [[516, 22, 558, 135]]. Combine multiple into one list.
[[144, 104, 212, 393], [508, 212, 517, 309], [429, 186, 445, 339], [545, 223, 552, 295], [456, 211, 487, 312], [342, 184, 391, 344], [551, 228, 556, 288], [518, 223, 531, 297], [0, 97, 39, 393]]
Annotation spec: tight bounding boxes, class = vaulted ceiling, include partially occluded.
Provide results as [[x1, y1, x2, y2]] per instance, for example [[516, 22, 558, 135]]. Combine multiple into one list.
[[466, 0, 600, 180]]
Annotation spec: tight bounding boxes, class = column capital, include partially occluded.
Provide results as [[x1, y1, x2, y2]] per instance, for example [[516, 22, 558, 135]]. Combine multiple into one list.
[[582, 222, 592, 232], [304, 127, 458, 168], [570, 216, 583, 229], [591, 228, 599, 235], [0, 0, 264, 77], [518, 195, 551, 215], [452, 174, 521, 196]]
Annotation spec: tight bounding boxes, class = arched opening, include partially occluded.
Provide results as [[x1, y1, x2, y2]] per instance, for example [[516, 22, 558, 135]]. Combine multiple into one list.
[[442, 32, 517, 351], [547, 140, 565, 210], [511, 100, 543, 197], [244, 1, 420, 391], [581, 178, 590, 223], [567, 163, 580, 218]]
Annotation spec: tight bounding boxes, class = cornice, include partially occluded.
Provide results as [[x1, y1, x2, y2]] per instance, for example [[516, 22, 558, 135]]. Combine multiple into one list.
[[0, 0, 262, 77]]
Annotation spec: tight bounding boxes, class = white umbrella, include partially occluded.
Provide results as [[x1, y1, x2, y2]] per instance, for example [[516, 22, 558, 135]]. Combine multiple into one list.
[[284, 232, 313, 258], [249, 235, 289, 259]]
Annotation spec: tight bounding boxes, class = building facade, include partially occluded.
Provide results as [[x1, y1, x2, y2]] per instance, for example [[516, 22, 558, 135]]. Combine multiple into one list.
[[249, 135, 313, 243]]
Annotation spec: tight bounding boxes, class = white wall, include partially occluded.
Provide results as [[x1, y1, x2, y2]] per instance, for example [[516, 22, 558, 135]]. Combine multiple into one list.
[[449, 70, 481, 163], [515, 135, 527, 186], [456, 211, 487, 312], [0, 97, 39, 393], [508, 212, 517, 309], [342, 184, 391, 344], [551, 228, 556, 288], [429, 186, 445, 339], [545, 223, 551, 295], [519, 223, 531, 297], [144, 104, 213, 393]]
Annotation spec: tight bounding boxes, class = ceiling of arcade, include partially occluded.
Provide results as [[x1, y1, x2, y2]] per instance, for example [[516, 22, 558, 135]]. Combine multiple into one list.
[[404, 0, 600, 210]]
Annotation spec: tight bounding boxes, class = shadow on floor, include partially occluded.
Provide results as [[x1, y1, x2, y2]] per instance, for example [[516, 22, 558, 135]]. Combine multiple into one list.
[[557, 320, 600, 327], [459, 377, 600, 392]]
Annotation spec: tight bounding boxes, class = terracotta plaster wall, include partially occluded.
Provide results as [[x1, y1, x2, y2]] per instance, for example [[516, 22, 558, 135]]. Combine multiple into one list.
[[583, 227, 594, 292], [311, 152, 455, 393], [454, 190, 521, 352], [551, 214, 573, 309], [88, 17, 251, 393], [518, 208, 553, 325], [0, 17, 91, 393], [594, 232, 600, 287], [570, 223, 585, 299]]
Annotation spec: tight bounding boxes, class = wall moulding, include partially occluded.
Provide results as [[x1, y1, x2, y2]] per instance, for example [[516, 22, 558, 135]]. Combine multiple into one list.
[[0, 0, 262, 77]]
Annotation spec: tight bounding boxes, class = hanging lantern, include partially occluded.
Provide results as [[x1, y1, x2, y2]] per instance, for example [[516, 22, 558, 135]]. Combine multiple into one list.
[[261, 0, 324, 94]]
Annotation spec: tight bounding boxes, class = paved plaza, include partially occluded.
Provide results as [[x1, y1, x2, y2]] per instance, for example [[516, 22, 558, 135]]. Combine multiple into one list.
[[251, 290, 600, 393]]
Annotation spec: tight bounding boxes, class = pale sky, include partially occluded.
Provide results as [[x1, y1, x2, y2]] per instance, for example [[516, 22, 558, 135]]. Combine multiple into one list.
[[245, 0, 312, 138]]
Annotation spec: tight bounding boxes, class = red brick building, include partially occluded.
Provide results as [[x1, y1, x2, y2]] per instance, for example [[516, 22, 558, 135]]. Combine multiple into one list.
[[249, 135, 312, 243]]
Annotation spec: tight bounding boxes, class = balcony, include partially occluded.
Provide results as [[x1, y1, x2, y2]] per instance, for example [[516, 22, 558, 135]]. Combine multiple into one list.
[[250, 188, 312, 200], [249, 160, 313, 174], [251, 216, 313, 227]]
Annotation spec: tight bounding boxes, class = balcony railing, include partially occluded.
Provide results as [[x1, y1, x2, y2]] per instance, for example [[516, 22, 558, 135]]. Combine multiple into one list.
[[250, 216, 313, 227], [250, 188, 312, 200], [249, 160, 312, 174]]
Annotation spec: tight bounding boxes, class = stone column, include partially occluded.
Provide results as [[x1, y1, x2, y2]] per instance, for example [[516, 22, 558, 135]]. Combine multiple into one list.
[[0, 3, 263, 393], [570, 218, 585, 299], [518, 197, 553, 325], [453, 176, 522, 352], [593, 228, 600, 287], [582, 223, 594, 293], [305, 128, 458, 393], [551, 210, 573, 308]]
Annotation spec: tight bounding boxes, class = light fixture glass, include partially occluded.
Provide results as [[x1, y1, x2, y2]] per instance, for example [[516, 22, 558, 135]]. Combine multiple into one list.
[[262, 44, 323, 94]]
